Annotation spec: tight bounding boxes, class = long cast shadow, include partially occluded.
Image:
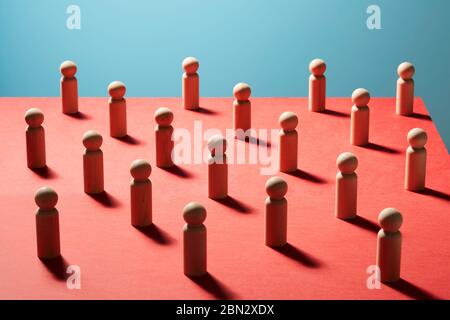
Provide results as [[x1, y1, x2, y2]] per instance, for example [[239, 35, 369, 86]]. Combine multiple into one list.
[[386, 278, 440, 300], [31, 165, 58, 179], [192, 106, 218, 115], [134, 224, 175, 245], [188, 273, 236, 299], [286, 169, 327, 184], [408, 113, 431, 121], [345, 216, 379, 234], [66, 111, 91, 120], [237, 135, 272, 148], [417, 187, 450, 202], [272, 243, 322, 268], [88, 191, 121, 208], [115, 134, 142, 145], [323, 109, 350, 118], [40, 255, 69, 281], [362, 142, 401, 154], [161, 165, 193, 178], [214, 196, 253, 214]]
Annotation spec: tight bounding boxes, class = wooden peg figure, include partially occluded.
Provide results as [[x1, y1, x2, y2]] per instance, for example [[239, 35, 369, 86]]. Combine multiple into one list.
[[279, 111, 298, 173], [335, 152, 358, 220], [351, 88, 370, 146], [108, 81, 127, 138], [130, 159, 152, 227], [308, 58, 326, 112], [265, 176, 288, 247], [377, 208, 403, 283], [183, 202, 207, 277], [60, 60, 78, 114], [182, 57, 199, 110], [82, 130, 104, 194], [155, 107, 174, 168], [396, 62, 415, 116], [35, 187, 60, 259], [207, 135, 228, 199], [25, 108, 46, 169], [233, 83, 251, 139], [405, 128, 427, 191]]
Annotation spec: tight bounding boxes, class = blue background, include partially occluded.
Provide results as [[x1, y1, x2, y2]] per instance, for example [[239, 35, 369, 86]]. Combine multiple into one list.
[[0, 0, 449, 150]]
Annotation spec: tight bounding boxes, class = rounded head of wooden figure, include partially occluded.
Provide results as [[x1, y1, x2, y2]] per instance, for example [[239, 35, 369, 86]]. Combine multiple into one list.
[[35, 186, 58, 210], [397, 62, 415, 80], [130, 159, 152, 180], [265, 176, 288, 200], [233, 82, 251, 101], [60, 60, 77, 77], [207, 135, 227, 154], [407, 128, 427, 149], [279, 111, 298, 131], [25, 108, 44, 127], [378, 208, 403, 233], [82, 130, 103, 151], [154, 107, 174, 126], [352, 88, 370, 107], [337, 152, 358, 174], [182, 57, 199, 74], [309, 58, 326, 76], [183, 202, 206, 226], [108, 81, 126, 99]]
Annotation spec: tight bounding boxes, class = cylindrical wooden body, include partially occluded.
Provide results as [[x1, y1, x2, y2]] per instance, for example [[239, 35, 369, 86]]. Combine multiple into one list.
[[155, 125, 174, 168], [396, 78, 414, 116], [335, 172, 357, 219], [130, 180, 152, 227], [309, 75, 326, 112], [377, 230, 402, 283], [405, 146, 426, 191], [265, 197, 287, 247], [83, 149, 104, 194], [351, 105, 370, 146], [61, 77, 79, 114], [183, 224, 207, 276], [26, 126, 46, 169], [233, 100, 251, 138], [36, 208, 60, 259], [183, 73, 199, 110], [208, 155, 228, 199], [109, 98, 127, 138], [279, 130, 298, 173]]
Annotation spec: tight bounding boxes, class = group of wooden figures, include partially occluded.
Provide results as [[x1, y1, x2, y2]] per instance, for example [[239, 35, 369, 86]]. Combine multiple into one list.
[[26, 57, 426, 283]]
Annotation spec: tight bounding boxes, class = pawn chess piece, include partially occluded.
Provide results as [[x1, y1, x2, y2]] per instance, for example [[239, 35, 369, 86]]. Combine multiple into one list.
[[82, 130, 104, 194], [207, 135, 228, 199], [60, 60, 79, 114], [183, 202, 207, 277], [35, 187, 60, 259], [279, 111, 298, 173], [130, 159, 152, 227], [233, 83, 251, 139], [25, 108, 46, 169], [265, 176, 288, 247], [351, 88, 370, 146], [108, 81, 127, 138], [182, 57, 200, 110], [155, 107, 174, 168], [308, 58, 326, 112], [405, 128, 427, 191], [377, 208, 403, 283], [335, 152, 358, 220], [396, 62, 415, 116]]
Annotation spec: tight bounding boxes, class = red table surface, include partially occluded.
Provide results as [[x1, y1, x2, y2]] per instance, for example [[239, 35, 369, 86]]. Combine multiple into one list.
[[0, 97, 449, 300]]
